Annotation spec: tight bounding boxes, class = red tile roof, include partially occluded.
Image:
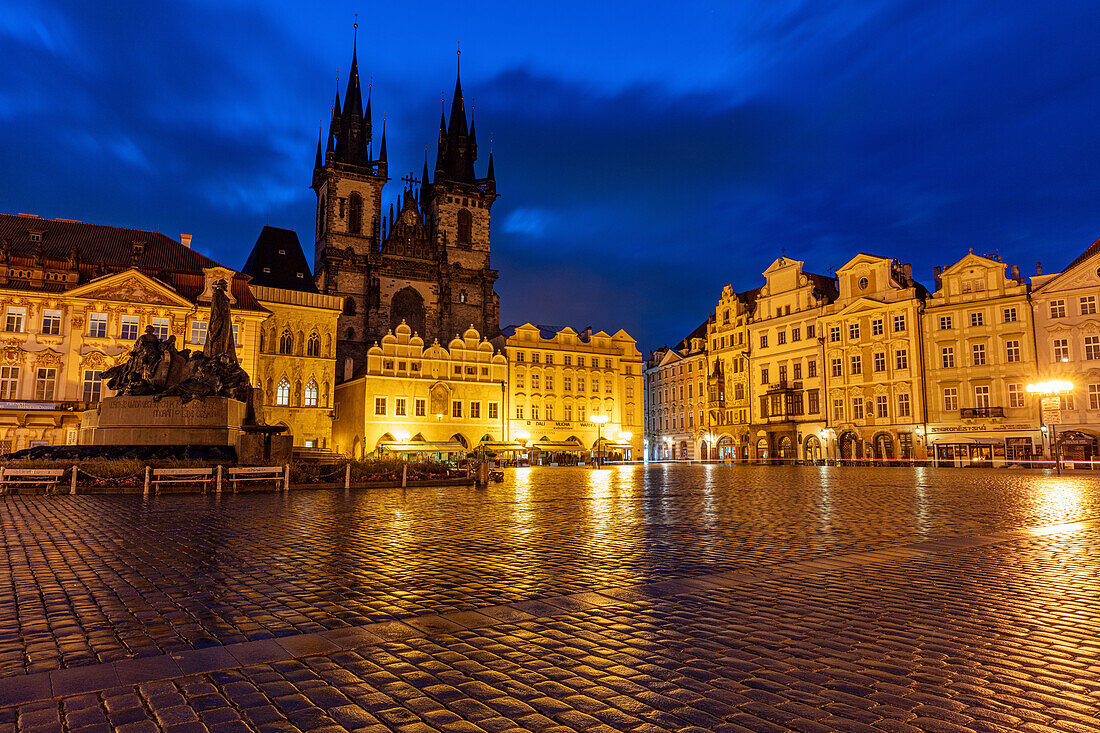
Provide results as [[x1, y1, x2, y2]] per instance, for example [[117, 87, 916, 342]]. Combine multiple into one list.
[[0, 213, 264, 312]]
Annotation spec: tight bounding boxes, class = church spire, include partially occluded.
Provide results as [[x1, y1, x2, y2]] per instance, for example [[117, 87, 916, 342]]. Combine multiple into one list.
[[314, 124, 323, 169], [487, 149, 495, 182], [379, 119, 387, 162]]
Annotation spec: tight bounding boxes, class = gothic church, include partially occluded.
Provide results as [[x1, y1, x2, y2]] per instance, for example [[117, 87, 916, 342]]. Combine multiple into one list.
[[312, 39, 500, 382]]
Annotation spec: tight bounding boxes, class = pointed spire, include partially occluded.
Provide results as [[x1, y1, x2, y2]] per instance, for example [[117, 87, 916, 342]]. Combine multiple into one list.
[[486, 149, 495, 181], [314, 124, 323, 169], [379, 119, 387, 162]]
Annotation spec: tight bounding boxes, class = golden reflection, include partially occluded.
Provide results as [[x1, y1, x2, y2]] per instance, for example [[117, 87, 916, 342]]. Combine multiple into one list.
[[815, 467, 833, 539], [1034, 477, 1088, 519], [511, 467, 534, 535]]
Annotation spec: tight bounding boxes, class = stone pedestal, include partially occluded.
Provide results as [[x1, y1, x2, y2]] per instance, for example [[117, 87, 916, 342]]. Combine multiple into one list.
[[238, 431, 293, 465], [81, 396, 246, 446]]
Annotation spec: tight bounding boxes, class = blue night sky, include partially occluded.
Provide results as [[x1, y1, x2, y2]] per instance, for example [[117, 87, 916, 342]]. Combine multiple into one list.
[[2, 1, 1098, 351]]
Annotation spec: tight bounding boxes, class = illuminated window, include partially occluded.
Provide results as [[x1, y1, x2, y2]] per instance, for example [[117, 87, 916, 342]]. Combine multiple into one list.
[[943, 387, 958, 411], [120, 315, 139, 340], [277, 380, 291, 406], [4, 307, 26, 333], [488, 402, 498, 420], [1053, 339, 1069, 361], [872, 319, 883, 336], [307, 333, 320, 357], [189, 320, 207, 345], [1006, 340, 1021, 363], [304, 381, 318, 407], [1050, 300, 1066, 318], [82, 370, 103, 403], [897, 393, 911, 417], [151, 317, 169, 340], [0, 366, 19, 399], [941, 347, 955, 369], [1082, 296, 1097, 315], [89, 312, 108, 338], [1010, 384, 1025, 408], [373, 396, 386, 415], [415, 398, 426, 417], [34, 368, 56, 401], [41, 310, 62, 335], [395, 398, 407, 416], [452, 400, 463, 418]]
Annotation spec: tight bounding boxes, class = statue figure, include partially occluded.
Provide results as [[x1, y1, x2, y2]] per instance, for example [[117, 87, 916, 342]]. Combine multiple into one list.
[[203, 278, 236, 362], [105, 276, 264, 425]]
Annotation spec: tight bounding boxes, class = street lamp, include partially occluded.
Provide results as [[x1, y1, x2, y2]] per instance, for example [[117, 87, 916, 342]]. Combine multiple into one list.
[[818, 429, 829, 465], [591, 415, 609, 468], [1027, 380, 1073, 475]]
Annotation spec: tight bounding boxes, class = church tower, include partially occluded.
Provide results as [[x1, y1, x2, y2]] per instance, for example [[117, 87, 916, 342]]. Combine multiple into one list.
[[312, 31, 388, 380], [314, 41, 500, 382], [422, 68, 500, 339]]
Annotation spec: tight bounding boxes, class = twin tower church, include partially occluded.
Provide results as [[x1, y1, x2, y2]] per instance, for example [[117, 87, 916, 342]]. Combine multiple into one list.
[[311, 40, 500, 380]]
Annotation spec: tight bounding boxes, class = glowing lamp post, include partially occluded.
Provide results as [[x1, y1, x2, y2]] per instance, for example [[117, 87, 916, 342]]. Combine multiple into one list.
[[1027, 381, 1073, 474], [591, 415, 610, 468]]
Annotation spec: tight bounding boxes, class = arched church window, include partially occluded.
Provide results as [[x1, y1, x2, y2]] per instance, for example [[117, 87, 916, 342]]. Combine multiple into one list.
[[457, 209, 472, 243], [343, 297, 356, 315], [279, 329, 293, 355], [348, 192, 363, 234], [304, 380, 318, 407], [276, 379, 290, 406], [307, 333, 320, 357]]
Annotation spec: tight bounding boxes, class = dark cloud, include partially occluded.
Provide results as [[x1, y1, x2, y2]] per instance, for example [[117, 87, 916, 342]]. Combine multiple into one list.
[[1, 1, 1097, 351]]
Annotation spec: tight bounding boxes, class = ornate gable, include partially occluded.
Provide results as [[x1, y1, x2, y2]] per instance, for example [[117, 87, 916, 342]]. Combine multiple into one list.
[[67, 269, 192, 307]]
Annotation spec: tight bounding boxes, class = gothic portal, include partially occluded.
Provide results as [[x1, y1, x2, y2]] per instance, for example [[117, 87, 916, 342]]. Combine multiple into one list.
[[311, 39, 500, 382]]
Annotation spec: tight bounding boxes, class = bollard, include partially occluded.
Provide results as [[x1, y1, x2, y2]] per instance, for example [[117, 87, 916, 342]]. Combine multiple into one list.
[[216, 465, 223, 493], [70, 465, 78, 495], [344, 462, 351, 490], [401, 463, 407, 488], [143, 466, 151, 495], [477, 461, 489, 487], [283, 464, 290, 491]]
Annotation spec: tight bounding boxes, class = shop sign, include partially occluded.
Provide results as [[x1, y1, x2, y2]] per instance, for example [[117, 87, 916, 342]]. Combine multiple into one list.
[[1042, 408, 1062, 425]]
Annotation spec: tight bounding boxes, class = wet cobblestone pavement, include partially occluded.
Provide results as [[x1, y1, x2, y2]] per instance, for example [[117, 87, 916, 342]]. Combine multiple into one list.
[[3, 465, 1100, 731]]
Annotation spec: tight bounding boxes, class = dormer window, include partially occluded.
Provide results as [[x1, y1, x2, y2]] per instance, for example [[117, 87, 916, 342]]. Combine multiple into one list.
[[278, 249, 286, 255], [296, 272, 304, 278], [131, 241, 145, 255], [263, 267, 271, 273], [28, 231, 42, 242]]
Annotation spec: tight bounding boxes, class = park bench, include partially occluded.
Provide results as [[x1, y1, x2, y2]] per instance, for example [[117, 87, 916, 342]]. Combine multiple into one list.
[[0, 467, 65, 494], [147, 467, 214, 494], [227, 465, 286, 492]]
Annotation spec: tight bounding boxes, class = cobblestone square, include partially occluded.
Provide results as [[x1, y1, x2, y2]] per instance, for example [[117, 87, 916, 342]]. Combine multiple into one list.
[[3, 464, 1100, 731]]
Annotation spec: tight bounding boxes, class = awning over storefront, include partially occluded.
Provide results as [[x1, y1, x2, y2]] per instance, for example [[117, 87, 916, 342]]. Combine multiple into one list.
[[530, 441, 587, 451], [379, 441, 467, 454], [475, 441, 528, 453]]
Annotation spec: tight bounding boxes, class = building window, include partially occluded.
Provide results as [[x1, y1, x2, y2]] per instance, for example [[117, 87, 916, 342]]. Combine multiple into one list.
[[1061, 394, 1076, 410], [943, 388, 958, 411], [897, 393, 911, 417], [605, 379, 612, 393], [273, 380, 289, 406], [457, 209, 473, 243], [832, 398, 844, 421], [872, 319, 884, 336], [1086, 336, 1100, 361], [1081, 296, 1097, 315], [760, 334, 768, 348], [970, 312, 984, 327], [415, 398, 426, 417], [564, 403, 573, 421], [777, 331, 787, 345], [531, 405, 540, 420], [893, 314, 906, 332], [761, 367, 769, 385], [393, 397, 407, 416], [850, 355, 862, 374], [120, 315, 139, 340], [577, 378, 585, 392], [348, 192, 363, 234], [791, 327, 801, 342], [1003, 307, 1017, 323], [279, 329, 293, 354], [564, 355, 571, 366], [0, 366, 18, 399], [1050, 300, 1066, 318], [563, 376, 571, 391], [1053, 338, 1070, 362], [546, 354, 554, 365], [577, 356, 585, 367], [89, 312, 108, 338], [515, 351, 525, 363], [577, 404, 586, 422], [34, 368, 56, 401], [895, 349, 908, 370], [807, 389, 819, 414], [307, 333, 320, 357], [793, 363, 802, 380], [1005, 340, 1021, 363], [1090, 385, 1100, 411], [452, 401, 463, 418], [515, 405, 524, 419], [974, 385, 990, 409], [488, 402, 498, 420], [971, 343, 986, 366], [82, 369, 103, 403], [4, 307, 26, 333], [875, 395, 888, 418], [41, 309, 62, 335], [470, 402, 481, 418], [301, 381, 317, 407], [806, 324, 815, 339], [189, 320, 207, 345], [939, 315, 953, 330], [941, 347, 955, 369], [873, 352, 886, 372], [1009, 383, 1025, 408], [849, 323, 860, 340], [852, 398, 864, 420], [151, 317, 169, 340], [831, 358, 842, 378], [829, 326, 840, 343]]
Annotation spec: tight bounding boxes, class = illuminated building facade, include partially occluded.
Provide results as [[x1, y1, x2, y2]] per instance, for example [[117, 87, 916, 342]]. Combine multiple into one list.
[[704, 285, 757, 460], [644, 326, 707, 460]]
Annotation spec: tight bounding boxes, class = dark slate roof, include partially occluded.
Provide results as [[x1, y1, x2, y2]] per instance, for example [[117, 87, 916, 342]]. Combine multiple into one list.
[[805, 272, 839, 302], [1063, 235, 1100, 274], [240, 226, 318, 293], [0, 212, 264, 311], [738, 286, 762, 309]]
